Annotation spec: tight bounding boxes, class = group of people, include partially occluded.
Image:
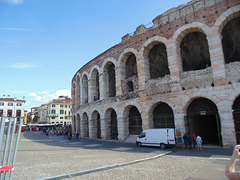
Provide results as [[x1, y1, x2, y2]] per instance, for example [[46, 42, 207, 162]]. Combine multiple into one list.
[[183, 133, 202, 150]]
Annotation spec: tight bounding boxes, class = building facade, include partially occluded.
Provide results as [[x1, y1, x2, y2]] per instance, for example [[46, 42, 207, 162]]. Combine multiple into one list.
[[0, 95, 26, 120], [46, 96, 72, 126], [71, 0, 240, 146]]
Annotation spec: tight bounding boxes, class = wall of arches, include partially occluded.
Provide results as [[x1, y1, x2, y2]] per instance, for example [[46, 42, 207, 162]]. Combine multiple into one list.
[[71, 0, 240, 146]]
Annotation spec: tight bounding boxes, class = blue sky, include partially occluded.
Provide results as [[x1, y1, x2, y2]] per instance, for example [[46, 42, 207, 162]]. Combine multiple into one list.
[[0, 0, 190, 111]]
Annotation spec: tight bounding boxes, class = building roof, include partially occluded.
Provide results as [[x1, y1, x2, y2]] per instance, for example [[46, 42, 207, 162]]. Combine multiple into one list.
[[0, 98, 26, 102]]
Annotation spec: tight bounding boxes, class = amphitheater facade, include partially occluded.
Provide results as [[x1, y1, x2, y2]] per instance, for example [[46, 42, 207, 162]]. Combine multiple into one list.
[[71, 0, 240, 146]]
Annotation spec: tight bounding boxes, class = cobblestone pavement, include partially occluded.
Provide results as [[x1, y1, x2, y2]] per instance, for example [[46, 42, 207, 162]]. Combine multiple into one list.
[[12, 132, 235, 180]]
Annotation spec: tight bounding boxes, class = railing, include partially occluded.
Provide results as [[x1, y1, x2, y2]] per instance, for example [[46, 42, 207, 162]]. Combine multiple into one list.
[[0, 117, 22, 180]]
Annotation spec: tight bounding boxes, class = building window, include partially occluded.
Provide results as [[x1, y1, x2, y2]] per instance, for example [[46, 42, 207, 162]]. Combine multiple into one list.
[[60, 105, 64, 108], [60, 117, 63, 119], [52, 117, 55, 119], [0, 102, 4, 106], [0, 109, 3, 117], [7, 110, 12, 117], [65, 105, 67, 108], [52, 104, 55, 107], [51, 110, 56, 114], [16, 110, 21, 117], [16, 103, 22, 106], [8, 103, 13, 106], [60, 110, 64, 114]]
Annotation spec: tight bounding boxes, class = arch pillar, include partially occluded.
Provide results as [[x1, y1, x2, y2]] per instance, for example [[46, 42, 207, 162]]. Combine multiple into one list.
[[166, 39, 182, 92], [101, 118, 111, 140], [136, 57, 149, 90], [117, 116, 128, 141], [218, 109, 236, 146], [89, 118, 97, 139], [207, 29, 226, 86]]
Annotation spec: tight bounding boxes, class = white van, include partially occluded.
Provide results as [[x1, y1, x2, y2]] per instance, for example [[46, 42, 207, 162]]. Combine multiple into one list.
[[136, 128, 176, 149]]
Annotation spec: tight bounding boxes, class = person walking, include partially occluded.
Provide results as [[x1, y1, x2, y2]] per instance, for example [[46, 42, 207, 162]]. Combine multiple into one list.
[[187, 134, 192, 150], [76, 132, 79, 140], [192, 134, 197, 149], [196, 135, 202, 150]]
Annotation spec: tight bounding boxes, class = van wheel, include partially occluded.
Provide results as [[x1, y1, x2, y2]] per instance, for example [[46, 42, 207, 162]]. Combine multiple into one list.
[[160, 143, 165, 149], [137, 142, 142, 147]]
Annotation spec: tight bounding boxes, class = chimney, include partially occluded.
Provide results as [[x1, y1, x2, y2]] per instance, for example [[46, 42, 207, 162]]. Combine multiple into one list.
[[8, 95, 10, 98], [3, 95, 5, 98]]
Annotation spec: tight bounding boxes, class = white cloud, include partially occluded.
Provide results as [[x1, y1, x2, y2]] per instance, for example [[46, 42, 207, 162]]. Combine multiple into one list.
[[8, 63, 36, 69], [28, 92, 37, 97], [56, 89, 71, 97], [41, 90, 48, 95]]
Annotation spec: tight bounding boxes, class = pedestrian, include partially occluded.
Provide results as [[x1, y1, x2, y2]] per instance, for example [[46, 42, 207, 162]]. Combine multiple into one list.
[[225, 145, 240, 180], [187, 134, 192, 150], [196, 135, 202, 150], [76, 132, 79, 140], [192, 133, 197, 149], [183, 134, 188, 149]]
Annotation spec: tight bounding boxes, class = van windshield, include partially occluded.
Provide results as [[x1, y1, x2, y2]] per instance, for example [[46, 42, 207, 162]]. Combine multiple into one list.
[[139, 132, 146, 138]]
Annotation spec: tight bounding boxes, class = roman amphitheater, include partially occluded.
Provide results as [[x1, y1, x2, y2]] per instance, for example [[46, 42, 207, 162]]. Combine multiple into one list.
[[71, 0, 240, 146]]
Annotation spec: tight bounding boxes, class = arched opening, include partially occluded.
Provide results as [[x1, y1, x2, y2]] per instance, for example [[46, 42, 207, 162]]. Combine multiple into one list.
[[104, 63, 116, 98], [148, 43, 169, 79], [92, 111, 101, 139], [127, 81, 133, 92], [91, 69, 100, 101], [110, 110, 118, 140], [186, 98, 222, 145], [180, 32, 211, 71], [153, 103, 175, 128], [125, 54, 137, 79], [233, 95, 240, 144], [82, 75, 88, 104], [222, 17, 240, 64], [129, 106, 142, 135], [82, 112, 89, 137]]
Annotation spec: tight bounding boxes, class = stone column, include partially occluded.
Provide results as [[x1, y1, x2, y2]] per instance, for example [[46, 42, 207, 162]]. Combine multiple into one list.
[[136, 56, 149, 90], [207, 30, 226, 86], [89, 118, 97, 139], [115, 66, 122, 97], [219, 110, 236, 146], [117, 116, 129, 141], [101, 118, 110, 140], [99, 73, 106, 100], [166, 39, 182, 92]]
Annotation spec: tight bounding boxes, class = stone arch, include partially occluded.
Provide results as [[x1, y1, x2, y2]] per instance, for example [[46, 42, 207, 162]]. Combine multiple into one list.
[[105, 108, 118, 140], [82, 112, 89, 137], [185, 97, 222, 145], [233, 95, 240, 144], [152, 102, 175, 128], [90, 68, 100, 102], [214, 5, 240, 34], [172, 22, 211, 72], [91, 110, 101, 139], [82, 74, 89, 104], [147, 41, 170, 79], [180, 31, 211, 71], [124, 105, 142, 135], [103, 61, 116, 98], [221, 16, 240, 64]]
